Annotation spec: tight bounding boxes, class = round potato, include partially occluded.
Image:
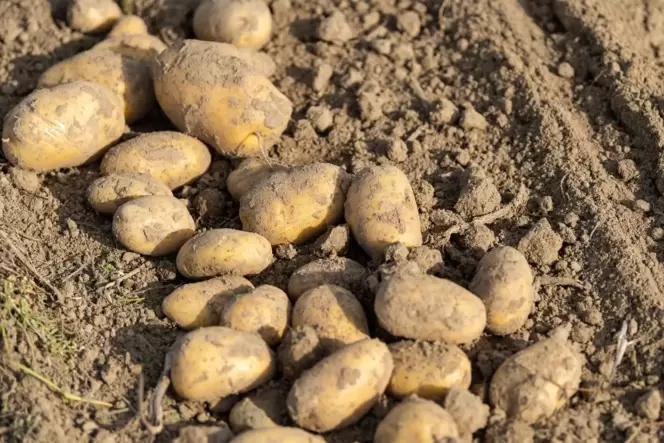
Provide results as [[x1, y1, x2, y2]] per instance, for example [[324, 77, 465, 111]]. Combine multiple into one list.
[[374, 398, 459, 443], [153, 40, 292, 157], [240, 163, 350, 245], [375, 269, 486, 344], [68, 0, 121, 33], [112, 196, 196, 256], [229, 427, 324, 443], [171, 326, 275, 402], [87, 172, 173, 214], [162, 276, 254, 330], [2, 81, 124, 172], [277, 325, 325, 380], [108, 15, 148, 37], [94, 34, 168, 63], [345, 165, 422, 261], [176, 229, 273, 279], [100, 132, 211, 190], [469, 246, 534, 335], [227, 158, 288, 201], [287, 338, 393, 432], [228, 382, 287, 433], [193, 0, 272, 49], [287, 257, 366, 300]]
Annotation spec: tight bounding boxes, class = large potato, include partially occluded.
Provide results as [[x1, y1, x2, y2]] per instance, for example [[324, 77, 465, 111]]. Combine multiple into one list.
[[68, 0, 121, 33], [176, 229, 273, 278], [2, 81, 124, 172], [162, 276, 254, 330], [345, 165, 422, 260], [469, 246, 534, 335], [171, 326, 275, 402], [94, 34, 168, 63], [108, 15, 149, 37], [112, 196, 196, 256], [193, 0, 273, 49], [153, 40, 292, 157], [287, 257, 366, 300], [375, 269, 486, 344], [229, 427, 324, 443], [240, 163, 350, 245], [87, 172, 173, 214], [100, 132, 211, 190], [374, 398, 459, 443], [227, 158, 288, 201], [287, 339, 393, 432]]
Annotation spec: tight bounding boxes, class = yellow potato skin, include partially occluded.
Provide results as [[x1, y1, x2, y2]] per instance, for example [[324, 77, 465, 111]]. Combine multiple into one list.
[[229, 427, 325, 443], [176, 229, 273, 279], [100, 131, 211, 190], [227, 158, 288, 201], [193, 0, 273, 50], [2, 81, 124, 172], [162, 277, 254, 330], [68, 0, 121, 33], [108, 15, 149, 37], [345, 165, 422, 260], [87, 172, 173, 214], [171, 327, 275, 402], [374, 398, 459, 443], [94, 34, 168, 63], [153, 40, 292, 157]]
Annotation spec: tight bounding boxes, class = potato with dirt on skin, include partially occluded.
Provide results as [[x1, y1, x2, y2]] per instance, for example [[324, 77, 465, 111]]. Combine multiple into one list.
[[162, 276, 255, 330], [277, 325, 325, 380], [228, 382, 288, 433], [229, 427, 325, 443], [194, 0, 273, 50], [87, 172, 173, 215], [2, 81, 124, 172], [171, 326, 275, 402], [94, 34, 168, 63], [68, 0, 121, 33], [287, 257, 366, 301], [227, 158, 288, 201], [100, 132, 211, 190], [374, 397, 460, 443], [108, 15, 149, 37]]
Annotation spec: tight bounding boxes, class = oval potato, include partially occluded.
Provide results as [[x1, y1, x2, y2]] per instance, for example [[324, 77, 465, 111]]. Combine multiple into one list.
[[227, 158, 288, 201], [229, 427, 324, 443], [87, 172, 173, 214], [108, 15, 149, 37], [287, 257, 366, 300], [193, 0, 272, 50], [68, 0, 121, 33], [374, 398, 459, 443]]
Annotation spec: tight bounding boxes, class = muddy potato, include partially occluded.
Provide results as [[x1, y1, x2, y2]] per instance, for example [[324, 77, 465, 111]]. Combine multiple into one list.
[[229, 427, 324, 443], [240, 163, 350, 245], [100, 132, 211, 190], [68, 0, 121, 33], [87, 172, 173, 214], [171, 326, 275, 402], [345, 165, 422, 260], [153, 40, 292, 157], [112, 196, 196, 256], [193, 0, 272, 49], [2, 81, 124, 172], [227, 158, 288, 201], [228, 382, 288, 432], [94, 34, 168, 63], [469, 246, 534, 335], [374, 398, 460, 443], [277, 325, 325, 380], [108, 15, 148, 37], [162, 276, 254, 330], [287, 257, 366, 300]]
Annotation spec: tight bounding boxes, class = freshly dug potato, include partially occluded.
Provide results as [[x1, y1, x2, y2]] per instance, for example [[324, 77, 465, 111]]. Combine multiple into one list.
[[277, 325, 325, 380], [228, 382, 288, 432], [38, 49, 154, 123], [100, 132, 211, 190], [2, 81, 124, 171], [229, 427, 324, 443], [153, 40, 292, 157], [490, 327, 582, 424], [227, 158, 288, 201], [469, 246, 534, 335], [108, 15, 148, 37], [375, 268, 486, 344], [345, 165, 422, 260], [374, 398, 459, 443], [87, 172, 173, 214], [388, 340, 471, 399], [240, 163, 350, 245], [193, 0, 272, 49], [287, 338, 393, 432], [221, 285, 291, 346], [171, 326, 275, 402], [162, 276, 254, 330], [176, 229, 273, 279], [68, 0, 121, 33], [287, 257, 366, 300], [112, 196, 196, 256], [94, 34, 168, 63]]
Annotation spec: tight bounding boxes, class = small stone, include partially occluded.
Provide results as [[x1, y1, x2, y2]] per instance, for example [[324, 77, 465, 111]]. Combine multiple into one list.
[[313, 62, 334, 92], [518, 218, 564, 266], [173, 425, 234, 443], [306, 105, 333, 132], [9, 167, 41, 193], [651, 227, 664, 240], [387, 138, 408, 162], [444, 388, 490, 435], [314, 224, 350, 256], [455, 169, 501, 218], [275, 244, 297, 259], [634, 199, 651, 212], [317, 12, 354, 44], [557, 62, 575, 79], [617, 159, 638, 181], [456, 150, 471, 166], [363, 11, 381, 29], [459, 105, 488, 131], [194, 188, 225, 219], [429, 99, 459, 125], [397, 11, 421, 37], [636, 390, 661, 420], [81, 421, 99, 433], [371, 38, 392, 55]]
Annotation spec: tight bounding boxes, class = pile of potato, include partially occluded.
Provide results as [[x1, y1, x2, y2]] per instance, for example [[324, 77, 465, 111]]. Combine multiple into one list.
[[0, 0, 585, 441]]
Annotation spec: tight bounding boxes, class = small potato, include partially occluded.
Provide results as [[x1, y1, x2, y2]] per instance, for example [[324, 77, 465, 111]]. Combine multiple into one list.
[[277, 325, 325, 380], [375, 269, 486, 344], [153, 40, 292, 157], [229, 427, 324, 443], [108, 15, 149, 37], [112, 196, 195, 256], [162, 276, 254, 330], [94, 34, 168, 63], [228, 382, 288, 432], [87, 172, 173, 214], [287, 338, 393, 432], [176, 229, 273, 279], [194, 0, 272, 50], [2, 81, 124, 172], [240, 163, 350, 245], [221, 285, 291, 346], [227, 158, 288, 201], [287, 257, 366, 300], [469, 246, 534, 335], [100, 132, 211, 190], [345, 165, 422, 260], [68, 0, 121, 33], [171, 326, 275, 402], [374, 398, 459, 443], [388, 340, 471, 399]]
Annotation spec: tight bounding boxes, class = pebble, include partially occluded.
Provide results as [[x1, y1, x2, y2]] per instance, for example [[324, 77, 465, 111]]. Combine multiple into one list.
[[397, 11, 421, 37], [387, 138, 408, 162], [371, 38, 392, 55], [459, 105, 488, 131], [456, 150, 471, 166], [636, 389, 661, 420], [651, 227, 664, 240], [634, 199, 651, 212], [318, 12, 354, 44], [313, 62, 334, 92], [557, 62, 575, 79], [518, 218, 563, 266]]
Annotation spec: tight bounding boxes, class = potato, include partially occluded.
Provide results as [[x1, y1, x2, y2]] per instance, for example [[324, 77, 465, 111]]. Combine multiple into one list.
[[221, 285, 291, 346], [112, 196, 196, 256], [193, 0, 272, 50], [108, 15, 148, 37], [345, 165, 422, 260], [227, 158, 288, 201], [153, 40, 292, 157], [489, 327, 582, 424], [287, 338, 393, 432], [68, 0, 121, 33], [469, 246, 534, 335], [229, 427, 324, 443], [100, 132, 211, 190], [287, 257, 366, 300], [87, 172, 173, 214], [171, 326, 275, 402], [176, 229, 273, 279], [374, 398, 459, 443], [2, 81, 124, 172], [240, 163, 350, 245], [94, 34, 168, 63], [277, 325, 325, 380], [162, 276, 254, 330], [388, 340, 471, 399], [375, 268, 486, 344], [228, 382, 287, 432]]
